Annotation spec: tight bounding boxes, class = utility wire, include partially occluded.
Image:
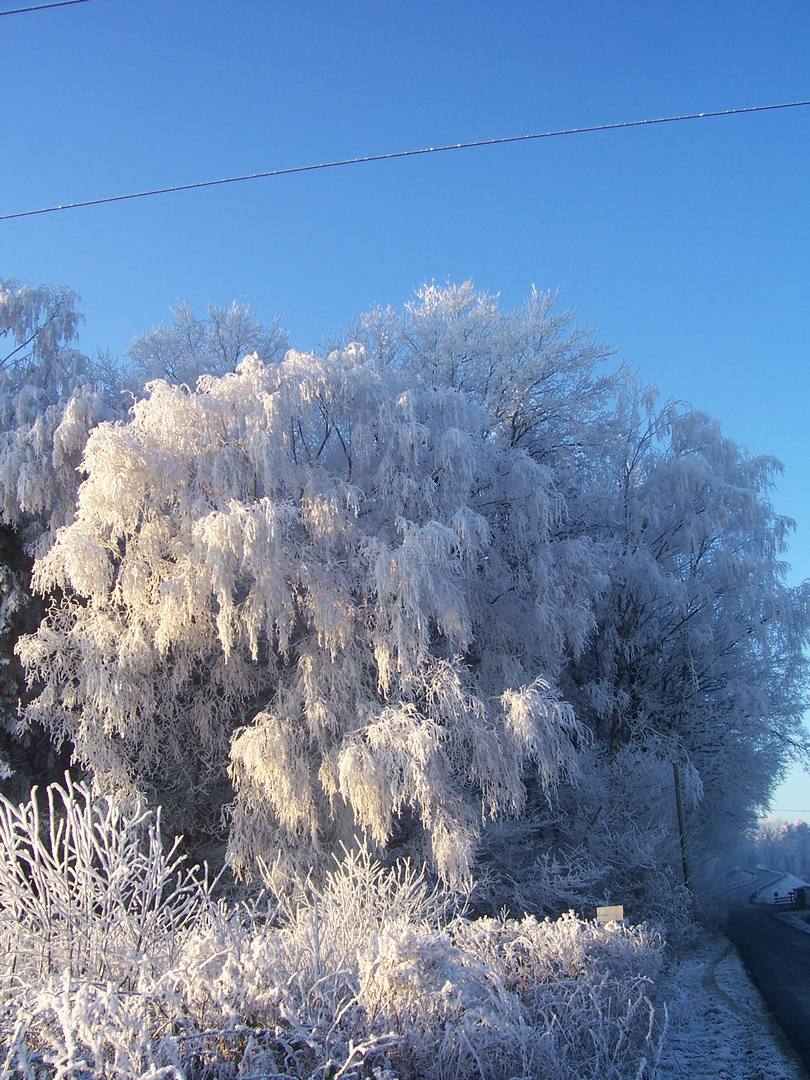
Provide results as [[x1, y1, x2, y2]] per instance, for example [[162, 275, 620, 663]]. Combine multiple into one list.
[[0, 0, 95, 16], [3, 99, 809, 223]]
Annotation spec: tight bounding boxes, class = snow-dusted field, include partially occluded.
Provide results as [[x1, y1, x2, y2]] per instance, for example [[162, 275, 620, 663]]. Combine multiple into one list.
[[660, 931, 807, 1080]]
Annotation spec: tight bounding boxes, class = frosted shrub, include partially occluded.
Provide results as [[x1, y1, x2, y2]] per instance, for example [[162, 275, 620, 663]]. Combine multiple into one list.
[[358, 924, 531, 1079], [359, 911, 664, 1080], [0, 779, 213, 1078], [0, 782, 375, 1078], [162, 847, 665, 1080], [0, 776, 209, 987], [3, 975, 185, 1080], [453, 913, 665, 1079], [0, 784, 665, 1079]]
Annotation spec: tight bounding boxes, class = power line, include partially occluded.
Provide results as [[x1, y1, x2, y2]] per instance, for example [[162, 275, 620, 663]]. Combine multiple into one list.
[[3, 99, 809, 223], [0, 0, 95, 16]]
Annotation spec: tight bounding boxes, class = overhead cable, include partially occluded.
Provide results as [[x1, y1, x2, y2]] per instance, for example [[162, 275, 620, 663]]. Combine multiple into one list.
[[0, 0, 95, 16], [3, 99, 810, 222]]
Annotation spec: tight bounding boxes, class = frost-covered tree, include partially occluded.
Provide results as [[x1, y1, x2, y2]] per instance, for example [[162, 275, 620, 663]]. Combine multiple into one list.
[[0, 279, 123, 784], [0, 284, 290, 792], [748, 818, 810, 878], [0, 278, 116, 535], [567, 375, 810, 895], [0, 278, 128, 540], [19, 346, 601, 883], [123, 299, 288, 391], [339, 281, 615, 480], [12, 279, 809, 915], [0, 278, 86, 422]]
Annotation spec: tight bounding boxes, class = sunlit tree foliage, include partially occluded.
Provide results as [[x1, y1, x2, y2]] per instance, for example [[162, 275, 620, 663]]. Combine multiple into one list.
[[7, 279, 809, 907]]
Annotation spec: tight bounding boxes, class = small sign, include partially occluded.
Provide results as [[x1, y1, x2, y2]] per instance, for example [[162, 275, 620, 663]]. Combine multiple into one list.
[[596, 904, 624, 923]]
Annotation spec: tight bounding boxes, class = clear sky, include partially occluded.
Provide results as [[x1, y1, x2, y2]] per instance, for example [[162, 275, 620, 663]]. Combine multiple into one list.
[[2, 0, 809, 816]]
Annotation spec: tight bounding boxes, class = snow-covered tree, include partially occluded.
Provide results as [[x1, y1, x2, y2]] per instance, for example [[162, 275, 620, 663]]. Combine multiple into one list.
[[0, 279, 116, 533], [12, 279, 809, 914], [0, 279, 124, 784], [19, 345, 601, 883], [749, 818, 810, 878], [123, 299, 288, 391], [340, 287, 810, 907], [568, 375, 810, 894], [339, 281, 616, 480], [1, 278, 86, 422], [0, 284, 291, 793]]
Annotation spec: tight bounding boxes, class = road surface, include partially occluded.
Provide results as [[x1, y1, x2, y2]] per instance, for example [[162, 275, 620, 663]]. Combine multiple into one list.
[[724, 868, 810, 1072]]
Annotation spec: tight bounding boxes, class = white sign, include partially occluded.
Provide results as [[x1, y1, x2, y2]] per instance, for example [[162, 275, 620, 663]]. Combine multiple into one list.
[[596, 905, 624, 923]]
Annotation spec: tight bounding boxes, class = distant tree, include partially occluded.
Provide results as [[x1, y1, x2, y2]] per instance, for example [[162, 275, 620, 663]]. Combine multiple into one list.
[[0, 278, 86, 421], [748, 818, 810, 879], [0, 277, 125, 538]]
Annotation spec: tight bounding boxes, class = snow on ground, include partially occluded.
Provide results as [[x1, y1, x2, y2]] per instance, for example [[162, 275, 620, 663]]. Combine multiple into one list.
[[775, 909, 810, 936], [752, 871, 810, 903], [658, 930, 807, 1080]]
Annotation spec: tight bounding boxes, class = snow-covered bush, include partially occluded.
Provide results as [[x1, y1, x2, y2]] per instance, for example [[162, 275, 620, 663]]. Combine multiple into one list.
[[0, 782, 665, 1080], [356, 909, 664, 1080], [0, 777, 209, 987]]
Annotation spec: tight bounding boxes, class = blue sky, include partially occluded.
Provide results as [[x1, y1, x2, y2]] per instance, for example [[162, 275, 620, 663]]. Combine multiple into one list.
[[2, 0, 809, 815]]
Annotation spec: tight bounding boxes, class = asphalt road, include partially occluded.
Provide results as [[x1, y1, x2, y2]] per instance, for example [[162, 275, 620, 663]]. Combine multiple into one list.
[[724, 869, 810, 1072]]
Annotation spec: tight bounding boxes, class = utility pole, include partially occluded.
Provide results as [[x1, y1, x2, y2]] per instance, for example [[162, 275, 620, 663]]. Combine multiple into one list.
[[673, 759, 693, 893]]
